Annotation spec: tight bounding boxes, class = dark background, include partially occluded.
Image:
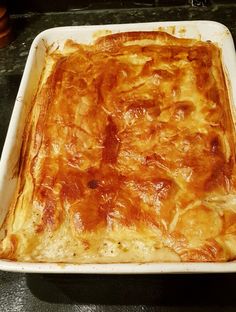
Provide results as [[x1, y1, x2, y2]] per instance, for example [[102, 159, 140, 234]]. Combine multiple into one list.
[[1, 0, 236, 311], [3, 0, 236, 13]]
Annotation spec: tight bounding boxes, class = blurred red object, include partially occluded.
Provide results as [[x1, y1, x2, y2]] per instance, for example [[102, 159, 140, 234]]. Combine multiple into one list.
[[0, 6, 12, 48]]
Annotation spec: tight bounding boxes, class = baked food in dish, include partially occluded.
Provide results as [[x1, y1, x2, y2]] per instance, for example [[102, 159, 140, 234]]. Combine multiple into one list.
[[1, 30, 236, 263]]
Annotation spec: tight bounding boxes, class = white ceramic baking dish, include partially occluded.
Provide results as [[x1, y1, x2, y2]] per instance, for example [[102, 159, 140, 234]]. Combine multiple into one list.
[[0, 20, 236, 273]]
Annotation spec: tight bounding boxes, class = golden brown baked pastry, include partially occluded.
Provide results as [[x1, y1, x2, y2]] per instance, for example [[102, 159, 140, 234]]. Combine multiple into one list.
[[1, 31, 236, 263]]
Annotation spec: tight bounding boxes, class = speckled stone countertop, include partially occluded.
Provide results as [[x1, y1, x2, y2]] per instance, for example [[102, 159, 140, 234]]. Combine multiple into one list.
[[1, 4, 236, 312]]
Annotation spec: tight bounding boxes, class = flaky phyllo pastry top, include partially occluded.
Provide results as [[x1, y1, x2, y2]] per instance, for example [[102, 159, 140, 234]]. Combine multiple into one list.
[[1, 31, 236, 263]]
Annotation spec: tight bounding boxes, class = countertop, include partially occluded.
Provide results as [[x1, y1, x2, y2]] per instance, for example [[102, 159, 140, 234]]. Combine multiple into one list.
[[1, 3, 236, 312]]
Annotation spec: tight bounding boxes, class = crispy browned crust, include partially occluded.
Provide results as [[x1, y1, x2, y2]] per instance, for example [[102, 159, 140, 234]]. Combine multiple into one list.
[[1, 31, 236, 263]]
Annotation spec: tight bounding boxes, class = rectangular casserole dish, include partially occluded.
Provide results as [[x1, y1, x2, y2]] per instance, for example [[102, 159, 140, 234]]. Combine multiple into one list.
[[1, 20, 236, 273]]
